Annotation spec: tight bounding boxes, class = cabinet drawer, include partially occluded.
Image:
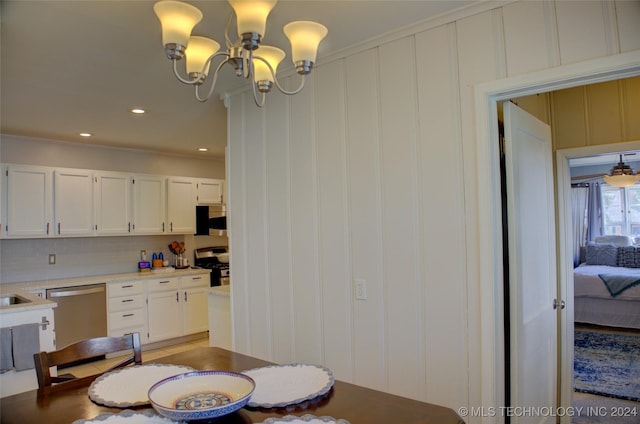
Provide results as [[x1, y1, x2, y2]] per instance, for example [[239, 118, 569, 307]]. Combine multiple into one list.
[[108, 294, 146, 312], [147, 277, 179, 292], [109, 308, 146, 330], [181, 274, 208, 289], [108, 281, 145, 297]]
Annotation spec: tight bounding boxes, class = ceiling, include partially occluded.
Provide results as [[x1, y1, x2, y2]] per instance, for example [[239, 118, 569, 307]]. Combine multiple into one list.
[[1, 0, 476, 159]]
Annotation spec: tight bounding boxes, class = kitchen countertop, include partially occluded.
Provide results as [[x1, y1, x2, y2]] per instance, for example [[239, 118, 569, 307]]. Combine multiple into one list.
[[0, 268, 211, 313], [0, 289, 56, 314]]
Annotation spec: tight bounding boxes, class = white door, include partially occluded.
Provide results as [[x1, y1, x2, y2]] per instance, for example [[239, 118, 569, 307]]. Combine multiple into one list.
[[503, 101, 558, 424]]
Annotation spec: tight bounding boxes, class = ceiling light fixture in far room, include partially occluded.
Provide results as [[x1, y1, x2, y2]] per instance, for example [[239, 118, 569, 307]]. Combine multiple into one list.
[[603, 154, 640, 188], [198, 147, 208, 152], [79, 132, 92, 137], [130, 108, 146, 114], [153, 0, 328, 108]]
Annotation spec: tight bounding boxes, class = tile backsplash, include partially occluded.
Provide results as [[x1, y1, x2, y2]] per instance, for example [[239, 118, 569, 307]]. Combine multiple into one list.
[[0, 235, 192, 284]]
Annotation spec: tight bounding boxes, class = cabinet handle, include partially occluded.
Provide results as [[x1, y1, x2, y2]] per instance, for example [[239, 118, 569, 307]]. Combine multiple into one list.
[[58, 222, 61, 234], [176, 292, 179, 302], [170, 222, 173, 232], [160, 280, 170, 284], [162, 222, 165, 232], [192, 276, 202, 280], [122, 299, 134, 303], [128, 222, 131, 233], [46, 222, 50, 235], [122, 313, 134, 318], [184, 291, 188, 302], [122, 285, 133, 289]]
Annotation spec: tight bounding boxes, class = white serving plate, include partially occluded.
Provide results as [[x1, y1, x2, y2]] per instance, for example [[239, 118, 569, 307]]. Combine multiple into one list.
[[88, 364, 195, 407], [242, 364, 334, 408], [148, 370, 256, 421]]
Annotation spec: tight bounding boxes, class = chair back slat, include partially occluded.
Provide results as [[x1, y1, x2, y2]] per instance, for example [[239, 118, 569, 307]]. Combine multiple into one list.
[[34, 333, 142, 388]]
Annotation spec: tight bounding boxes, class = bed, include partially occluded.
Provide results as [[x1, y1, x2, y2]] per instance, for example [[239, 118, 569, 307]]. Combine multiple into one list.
[[574, 263, 640, 330]]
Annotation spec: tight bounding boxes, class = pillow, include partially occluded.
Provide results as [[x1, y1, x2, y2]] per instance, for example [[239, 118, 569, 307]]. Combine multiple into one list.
[[585, 242, 619, 266], [594, 235, 634, 246], [617, 246, 638, 268]]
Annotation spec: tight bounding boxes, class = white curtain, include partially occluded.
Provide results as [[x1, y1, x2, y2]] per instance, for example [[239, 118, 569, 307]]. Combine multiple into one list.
[[571, 185, 589, 267]]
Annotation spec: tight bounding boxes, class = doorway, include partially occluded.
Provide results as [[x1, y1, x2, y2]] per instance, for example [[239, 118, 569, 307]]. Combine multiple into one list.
[[475, 53, 640, 423]]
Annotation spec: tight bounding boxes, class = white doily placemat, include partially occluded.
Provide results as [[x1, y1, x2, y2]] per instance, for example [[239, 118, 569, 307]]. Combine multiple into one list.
[[88, 364, 194, 407], [72, 409, 185, 424], [242, 364, 334, 408], [257, 415, 350, 424]]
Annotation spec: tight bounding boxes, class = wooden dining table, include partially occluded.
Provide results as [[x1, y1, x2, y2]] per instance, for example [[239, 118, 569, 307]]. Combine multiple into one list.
[[0, 347, 464, 423]]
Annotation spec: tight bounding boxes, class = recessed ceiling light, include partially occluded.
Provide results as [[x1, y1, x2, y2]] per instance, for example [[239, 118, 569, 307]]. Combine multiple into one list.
[[80, 132, 92, 137], [198, 148, 208, 152], [130, 108, 146, 114]]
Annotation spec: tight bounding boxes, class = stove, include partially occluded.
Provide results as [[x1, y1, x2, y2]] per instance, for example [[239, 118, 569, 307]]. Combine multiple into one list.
[[194, 246, 229, 286]]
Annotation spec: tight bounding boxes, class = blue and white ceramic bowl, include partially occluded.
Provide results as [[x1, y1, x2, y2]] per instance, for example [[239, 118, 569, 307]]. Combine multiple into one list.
[[148, 370, 255, 421]]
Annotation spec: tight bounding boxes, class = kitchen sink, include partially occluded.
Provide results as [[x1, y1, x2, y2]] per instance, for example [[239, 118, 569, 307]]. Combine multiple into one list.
[[0, 294, 32, 306]]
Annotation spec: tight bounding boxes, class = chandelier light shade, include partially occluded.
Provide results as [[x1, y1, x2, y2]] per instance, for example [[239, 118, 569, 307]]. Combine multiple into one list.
[[186, 36, 221, 78], [603, 155, 640, 188], [153, 0, 203, 57], [152, 0, 327, 107], [252, 45, 285, 89], [228, 0, 277, 49], [283, 21, 328, 74]]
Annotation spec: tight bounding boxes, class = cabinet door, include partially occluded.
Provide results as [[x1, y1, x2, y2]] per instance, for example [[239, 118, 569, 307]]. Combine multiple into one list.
[[167, 178, 196, 233], [197, 179, 223, 204], [54, 169, 94, 236], [182, 287, 209, 334], [95, 172, 131, 235], [147, 290, 182, 342], [132, 175, 165, 234], [6, 166, 52, 237]]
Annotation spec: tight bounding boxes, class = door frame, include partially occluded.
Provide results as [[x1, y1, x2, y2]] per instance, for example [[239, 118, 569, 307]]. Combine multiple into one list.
[[473, 50, 640, 423]]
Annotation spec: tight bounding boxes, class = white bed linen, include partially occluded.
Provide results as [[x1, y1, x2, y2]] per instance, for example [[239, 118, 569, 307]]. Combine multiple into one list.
[[573, 264, 640, 300]]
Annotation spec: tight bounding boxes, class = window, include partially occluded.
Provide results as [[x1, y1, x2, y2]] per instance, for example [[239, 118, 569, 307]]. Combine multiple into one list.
[[601, 184, 640, 236]]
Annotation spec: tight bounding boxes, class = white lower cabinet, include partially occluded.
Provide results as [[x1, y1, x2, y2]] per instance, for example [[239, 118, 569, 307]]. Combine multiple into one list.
[[107, 273, 209, 345], [147, 277, 181, 343], [181, 274, 209, 334], [106, 280, 148, 344]]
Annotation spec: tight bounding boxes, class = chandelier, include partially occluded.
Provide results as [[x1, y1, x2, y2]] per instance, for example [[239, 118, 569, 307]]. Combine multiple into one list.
[[603, 154, 640, 188], [153, 0, 328, 107]]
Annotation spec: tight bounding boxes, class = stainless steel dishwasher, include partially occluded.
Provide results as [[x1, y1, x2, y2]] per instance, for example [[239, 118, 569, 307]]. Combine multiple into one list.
[[46, 283, 107, 348]]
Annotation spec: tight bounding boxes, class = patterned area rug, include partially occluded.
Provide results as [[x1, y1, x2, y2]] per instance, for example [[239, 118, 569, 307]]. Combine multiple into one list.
[[574, 330, 640, 402]]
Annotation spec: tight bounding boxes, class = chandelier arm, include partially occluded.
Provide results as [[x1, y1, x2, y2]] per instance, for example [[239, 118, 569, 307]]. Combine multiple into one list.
[[251, 77, 266, 107], [273, 73, 307, 96], [252, 54, 307, 96], [195, 57, 232, 103], [224, 12, 235, 49], [172, 59, 203, 85]]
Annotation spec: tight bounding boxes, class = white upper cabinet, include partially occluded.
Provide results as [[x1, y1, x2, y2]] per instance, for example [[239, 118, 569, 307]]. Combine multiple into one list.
[[95, 172, 131, 235], [132, 175, 166, 234], [197, 179, 224, 204], [5, 165, 53, 237], [54, 169, 94, 236], [167, 177, 196, 234], [1, 164, 211, 238]]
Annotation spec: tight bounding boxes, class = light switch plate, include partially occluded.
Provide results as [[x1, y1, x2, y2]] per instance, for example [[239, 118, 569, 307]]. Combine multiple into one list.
[[49, 254, 56, 265], [355, 278, 367, 300]]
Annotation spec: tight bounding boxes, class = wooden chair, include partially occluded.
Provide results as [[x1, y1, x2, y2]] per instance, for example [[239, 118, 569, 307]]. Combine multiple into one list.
[[33, 332, 142, 388]]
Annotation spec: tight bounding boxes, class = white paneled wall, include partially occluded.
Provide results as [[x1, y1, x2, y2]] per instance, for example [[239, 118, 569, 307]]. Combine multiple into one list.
[[227, 0, 639, 419]]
